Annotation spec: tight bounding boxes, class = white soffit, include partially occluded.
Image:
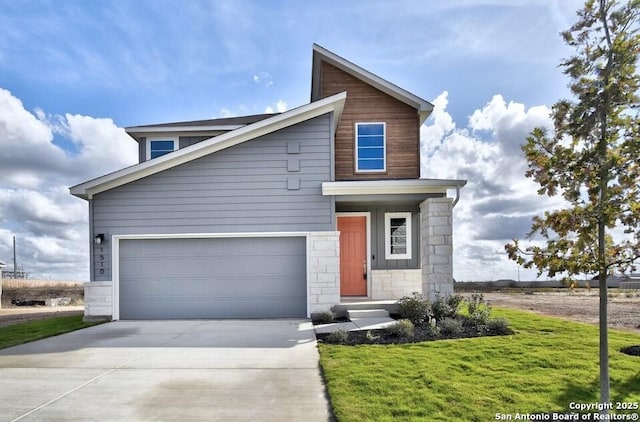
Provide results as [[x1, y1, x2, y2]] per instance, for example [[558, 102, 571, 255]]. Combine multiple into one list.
[[322, 179, 467, 196]]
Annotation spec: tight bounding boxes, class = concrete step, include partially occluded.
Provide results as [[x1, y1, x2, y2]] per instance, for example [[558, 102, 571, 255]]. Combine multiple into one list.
[[347, 309, 390, 319], [333, 301, 399, 318]]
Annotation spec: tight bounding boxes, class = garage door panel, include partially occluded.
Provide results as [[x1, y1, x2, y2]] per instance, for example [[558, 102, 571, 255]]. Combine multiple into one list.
[[120, 255, 305, 277], [119, 237, 306, 319]]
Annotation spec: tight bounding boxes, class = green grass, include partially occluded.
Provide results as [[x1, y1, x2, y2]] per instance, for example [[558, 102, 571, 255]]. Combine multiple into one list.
[[0, 315, 103, 349], [319, 307, 640, 422]]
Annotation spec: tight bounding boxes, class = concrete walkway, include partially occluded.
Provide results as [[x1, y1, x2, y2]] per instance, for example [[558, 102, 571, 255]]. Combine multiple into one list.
[[0, 320, 333, 421], [314, 310, 397, 334]]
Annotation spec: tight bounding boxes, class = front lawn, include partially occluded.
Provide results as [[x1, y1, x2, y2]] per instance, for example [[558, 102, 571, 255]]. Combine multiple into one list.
[[319, 307, 640, 421], [0, 315, 103, 350]]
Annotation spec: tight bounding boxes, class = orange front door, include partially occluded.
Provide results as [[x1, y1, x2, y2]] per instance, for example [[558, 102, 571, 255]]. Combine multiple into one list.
[[338, 216, 367, 296]]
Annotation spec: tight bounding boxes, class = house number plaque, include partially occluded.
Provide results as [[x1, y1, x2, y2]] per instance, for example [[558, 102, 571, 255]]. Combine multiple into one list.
[[99, 247, 105, 275]]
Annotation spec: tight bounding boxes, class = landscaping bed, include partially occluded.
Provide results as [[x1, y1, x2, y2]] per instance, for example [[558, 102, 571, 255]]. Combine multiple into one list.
[[316, 320, 512, 345], [317, 293, 513, 345]]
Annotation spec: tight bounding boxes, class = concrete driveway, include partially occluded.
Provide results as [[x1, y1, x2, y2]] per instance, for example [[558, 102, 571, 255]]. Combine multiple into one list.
[[0, 320, 333, 421]]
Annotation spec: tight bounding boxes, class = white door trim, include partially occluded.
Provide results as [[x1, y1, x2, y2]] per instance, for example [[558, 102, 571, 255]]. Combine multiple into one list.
[[336, 212, 371, 298]]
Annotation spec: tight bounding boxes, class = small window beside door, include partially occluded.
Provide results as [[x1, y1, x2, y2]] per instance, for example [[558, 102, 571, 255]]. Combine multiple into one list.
[[385, 212, 411, 260]]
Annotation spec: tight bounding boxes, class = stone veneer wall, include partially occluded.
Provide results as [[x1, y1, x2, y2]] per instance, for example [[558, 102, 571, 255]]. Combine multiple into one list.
[[371, 269, 421, 300], [420, 198, 454, 299], [84, 281, 112, 321], [308, 231, 341, 315]]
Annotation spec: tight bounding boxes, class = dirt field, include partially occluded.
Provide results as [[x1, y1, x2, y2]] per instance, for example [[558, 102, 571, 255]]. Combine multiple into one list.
[[480, 291, 640, 334]]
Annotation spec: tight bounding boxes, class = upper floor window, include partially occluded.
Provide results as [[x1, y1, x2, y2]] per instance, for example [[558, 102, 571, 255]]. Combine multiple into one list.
[[355, 122, 386, 172], [148, 138, 178, 159]]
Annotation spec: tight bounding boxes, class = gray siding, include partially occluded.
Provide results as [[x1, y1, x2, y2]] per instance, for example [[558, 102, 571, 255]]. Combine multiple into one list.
[[337, 203, 421, 270], [179, 135, 212, 149], [137, 137, 145, 163], [91, 114, 333, 281]]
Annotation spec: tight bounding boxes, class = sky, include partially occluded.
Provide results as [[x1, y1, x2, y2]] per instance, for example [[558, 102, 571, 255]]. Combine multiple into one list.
[[0, 0, 587, 281]]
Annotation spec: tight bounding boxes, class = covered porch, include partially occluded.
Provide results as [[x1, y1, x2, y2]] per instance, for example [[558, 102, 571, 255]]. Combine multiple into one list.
[[322, 178, 466, 303]]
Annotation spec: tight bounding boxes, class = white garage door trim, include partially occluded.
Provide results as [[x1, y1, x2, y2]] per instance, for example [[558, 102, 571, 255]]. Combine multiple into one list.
[[111, 232, 310, 320]]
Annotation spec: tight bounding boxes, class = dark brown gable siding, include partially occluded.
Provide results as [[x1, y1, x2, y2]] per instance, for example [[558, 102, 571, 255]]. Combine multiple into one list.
[[320, 62, 420, 180]]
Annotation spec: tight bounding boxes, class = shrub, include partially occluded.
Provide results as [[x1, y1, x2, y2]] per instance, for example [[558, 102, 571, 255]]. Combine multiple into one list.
[[386, 319, 415, 338], [438, 317, 464, 337], [431, 294, 463, 321], [314, 311, 335, 324], [486, 317, 513, 335], [425, 320, 441, 338], [467, 293, 491, 325], [327, 329, 349, 344], [398, 292, 431, 325], [365, 330, 380, 341]]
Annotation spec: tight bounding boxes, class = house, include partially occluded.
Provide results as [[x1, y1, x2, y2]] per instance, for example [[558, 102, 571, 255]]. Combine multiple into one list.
[[70, 45, 466, 320]]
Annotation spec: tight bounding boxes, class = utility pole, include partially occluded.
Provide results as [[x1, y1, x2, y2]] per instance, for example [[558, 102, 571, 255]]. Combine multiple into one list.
[[13, 236, 16, 279]]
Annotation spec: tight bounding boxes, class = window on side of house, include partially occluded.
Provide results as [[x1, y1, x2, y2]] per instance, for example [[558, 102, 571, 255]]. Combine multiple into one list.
[[355, 122, 386, 172], [385, 212, 412, 260], [148, 138, 178, 159]]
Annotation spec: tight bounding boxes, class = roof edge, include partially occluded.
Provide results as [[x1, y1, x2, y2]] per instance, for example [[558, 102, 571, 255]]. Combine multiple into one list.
[[70, 92, 347, 200], [125, 113, 278, 132], [126, 125, 244, 134], [311, 44, 434, 124]]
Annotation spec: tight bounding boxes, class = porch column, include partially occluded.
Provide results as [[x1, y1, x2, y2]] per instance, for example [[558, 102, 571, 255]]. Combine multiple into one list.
[[308, 231, 341, 315], [419, 197, 454, 300]]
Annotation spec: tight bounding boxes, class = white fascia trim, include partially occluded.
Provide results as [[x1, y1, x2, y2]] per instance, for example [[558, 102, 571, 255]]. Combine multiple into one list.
[[113, 232, 310, 241], [127, 125, 244, 133], [111, 231, 312, 320], [71, 92, 347, 199], [322, 179, 467, 196], [313, 44, 433, 123]]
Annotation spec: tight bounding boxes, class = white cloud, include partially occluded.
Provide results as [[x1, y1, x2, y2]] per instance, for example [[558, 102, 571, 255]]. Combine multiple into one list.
[[218, 108, 236, 118], [421, 91, 456, 154], [64, 113, 137, 176], [252, 71, 274, 87], [0, 87, 137, 280], [469, 94, 553, 156], [0, 88, 68, 188], [264, 99, 287, 114], [422, 91, 563, 281]]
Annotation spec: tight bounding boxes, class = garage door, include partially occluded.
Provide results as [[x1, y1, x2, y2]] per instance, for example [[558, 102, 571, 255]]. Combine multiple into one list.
[[118, 237, 306, 319]]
